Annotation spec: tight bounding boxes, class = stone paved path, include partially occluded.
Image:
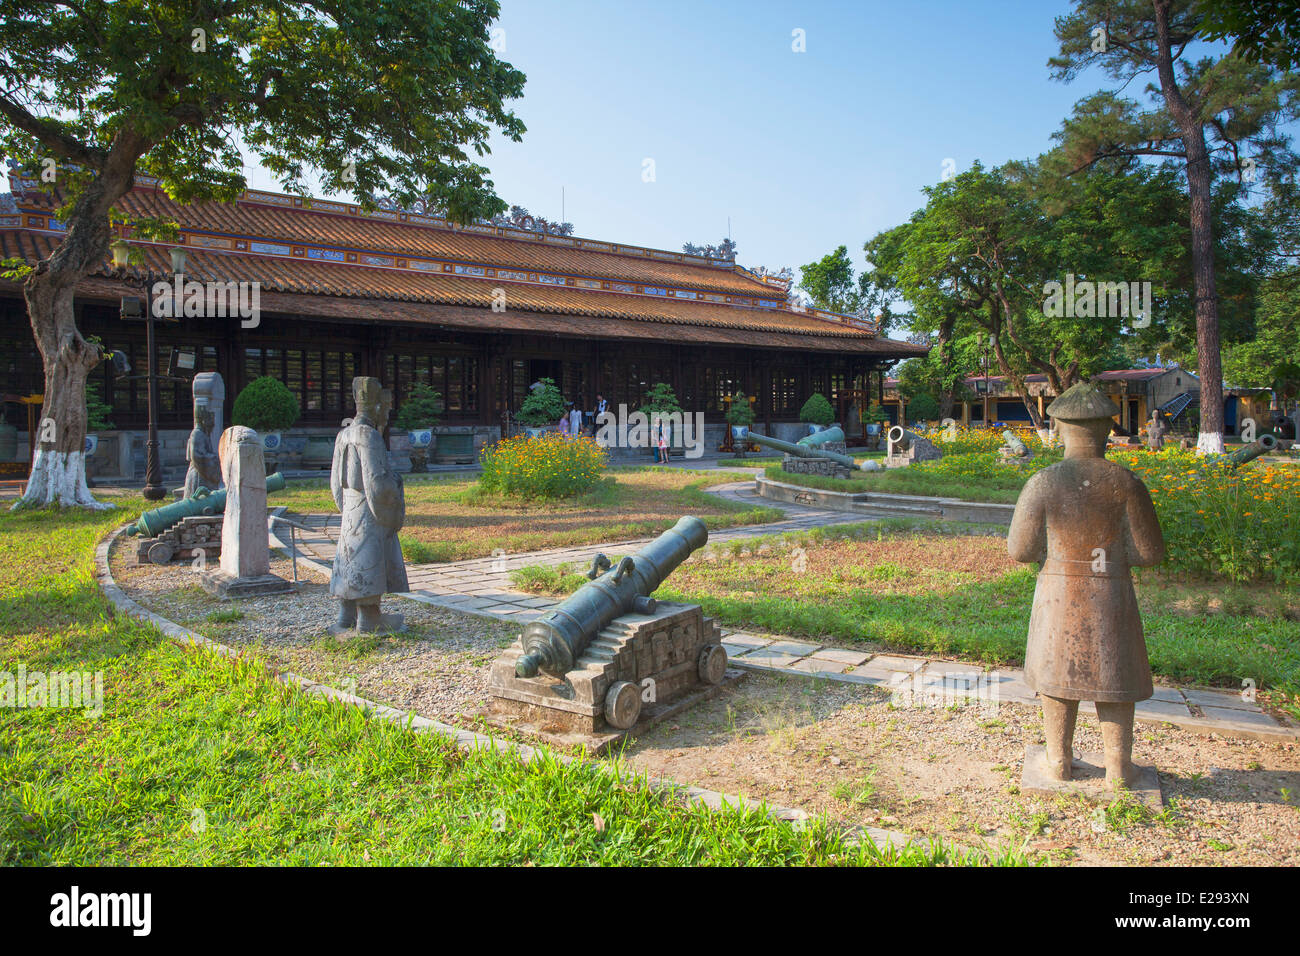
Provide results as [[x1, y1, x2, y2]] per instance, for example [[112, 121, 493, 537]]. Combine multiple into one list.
[[273, 485, 1298, 744]]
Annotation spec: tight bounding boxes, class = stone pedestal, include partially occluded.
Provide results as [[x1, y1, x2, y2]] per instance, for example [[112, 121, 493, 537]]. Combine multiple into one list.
[[484, 602, 742, 753], [782, 455, 853, 480], [201, 569, 296, 599], [1020, 745, 1162, 808]]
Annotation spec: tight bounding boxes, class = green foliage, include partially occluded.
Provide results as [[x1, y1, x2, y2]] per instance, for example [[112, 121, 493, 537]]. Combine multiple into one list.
[[0, 0, 527, 222], [639, 382, 683, 416], [516, 377, 566, 427], [798, 245, 862, 314], [392, 384, 443, 431], [798, 393, 835, 426], [865, 403, 890, 423], [478, 433, 607, 499], [725, 391, 755, 427], [0, 256, 34, 281], [84, 381, 113, 432], [906, 392, 940, 422], [1199, 0, 1300, 72], [232, 376, 300, 433]]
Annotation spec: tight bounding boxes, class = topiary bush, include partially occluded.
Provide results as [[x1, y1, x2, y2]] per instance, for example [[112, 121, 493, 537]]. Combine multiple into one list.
[[725, 391, 755, 427], [639, 382, 683, 417], [232, 376, 300, 433], [517, 377, 566, 427], [393, 383, 443, 431], [478, 433, 608, 498], [798, 392, 835, 426]]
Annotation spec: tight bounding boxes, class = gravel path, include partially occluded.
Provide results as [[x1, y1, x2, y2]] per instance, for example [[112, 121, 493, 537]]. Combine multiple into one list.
[[110, 540, 518, 721]]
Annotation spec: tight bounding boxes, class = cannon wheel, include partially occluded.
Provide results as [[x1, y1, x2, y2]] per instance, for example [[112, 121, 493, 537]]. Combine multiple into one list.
[[604, 681, 641, 730], [147, 541, 176, 565], [698, 644, 727, 685]]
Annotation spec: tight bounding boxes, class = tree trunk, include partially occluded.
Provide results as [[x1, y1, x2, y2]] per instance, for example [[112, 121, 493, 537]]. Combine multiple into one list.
[[12, 138, 142, 510], [19, 284, 107, 510], [1153, 0, 1224, 454]]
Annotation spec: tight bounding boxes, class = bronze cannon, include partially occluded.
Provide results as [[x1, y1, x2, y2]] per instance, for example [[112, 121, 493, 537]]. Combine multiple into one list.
[[515, 516, 710, 679], [747, 430, 864, 471], [1228, 434, 1278, 469], [797, 425, 845, 448]]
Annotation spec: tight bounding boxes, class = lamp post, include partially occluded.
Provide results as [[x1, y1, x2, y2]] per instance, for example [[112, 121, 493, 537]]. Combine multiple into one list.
[[113, 241, 186, 501]]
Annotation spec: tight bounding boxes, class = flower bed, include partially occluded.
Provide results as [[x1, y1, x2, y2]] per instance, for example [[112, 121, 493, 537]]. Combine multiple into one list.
[[1112, 447, 1300, 584], [478, 433, 608, 499]]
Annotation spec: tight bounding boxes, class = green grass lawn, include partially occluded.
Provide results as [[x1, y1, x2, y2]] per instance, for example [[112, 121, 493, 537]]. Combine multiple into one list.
[[0, 502, 1022, 865], [763, 460, 1038, 504], [514, 520, 1300, 720], [274, 467, 782, 562]]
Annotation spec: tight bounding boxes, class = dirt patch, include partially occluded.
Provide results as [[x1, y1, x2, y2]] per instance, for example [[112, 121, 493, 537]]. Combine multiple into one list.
[[619, 672, 1300, 867]]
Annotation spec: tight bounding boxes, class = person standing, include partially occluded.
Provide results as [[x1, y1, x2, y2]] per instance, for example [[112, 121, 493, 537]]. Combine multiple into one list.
[[570, 403, 583, 438], [655, 420, 670, 464]]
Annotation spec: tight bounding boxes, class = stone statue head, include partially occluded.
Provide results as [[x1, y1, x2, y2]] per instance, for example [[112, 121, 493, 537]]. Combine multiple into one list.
[[194, 404, 214, 434], [1046, 383, 1120, 459], [352, 376, 389, 428]]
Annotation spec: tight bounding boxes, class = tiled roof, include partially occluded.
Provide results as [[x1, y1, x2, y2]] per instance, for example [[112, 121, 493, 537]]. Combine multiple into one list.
[[0, 230, 927, 356], [2, 177, 925, 356]]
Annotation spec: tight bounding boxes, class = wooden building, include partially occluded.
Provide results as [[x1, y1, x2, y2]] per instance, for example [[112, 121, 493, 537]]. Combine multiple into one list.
[[1, 176, 925, 473]]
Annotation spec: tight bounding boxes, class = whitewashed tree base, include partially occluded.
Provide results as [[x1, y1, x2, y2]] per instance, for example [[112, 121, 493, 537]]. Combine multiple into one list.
[[11, 449, 114, 511], [1195, 432, 1225, 456]]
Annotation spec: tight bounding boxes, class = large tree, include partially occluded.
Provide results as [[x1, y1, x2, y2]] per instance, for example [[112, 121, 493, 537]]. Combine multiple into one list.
[[1, 0, 525, 509], [1048, 0, 1299, 453], [867, 162, 1191, 427]]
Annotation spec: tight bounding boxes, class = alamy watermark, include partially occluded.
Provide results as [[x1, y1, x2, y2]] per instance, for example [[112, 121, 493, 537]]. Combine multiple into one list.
[[889, 668, 1001, 716], [594, 405, 705, 459], [1, 664, 103, 717], [1042, 274, 1151, 328], [151, 272, 261, 328]]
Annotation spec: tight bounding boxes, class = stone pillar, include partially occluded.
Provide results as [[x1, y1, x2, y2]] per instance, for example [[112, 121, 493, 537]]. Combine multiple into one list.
[[201, 425, 294, 598]]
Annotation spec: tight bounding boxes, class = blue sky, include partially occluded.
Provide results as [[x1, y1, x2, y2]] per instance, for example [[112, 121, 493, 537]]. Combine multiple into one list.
[[237, 1, 1157, 282]]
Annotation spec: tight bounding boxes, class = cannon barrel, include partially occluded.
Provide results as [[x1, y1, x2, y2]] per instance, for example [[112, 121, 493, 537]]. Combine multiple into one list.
[[887, 426, 923, 452], [1228, 434, 1279, 469], [515, 516, 709, 679], [748, 431, 862, 470], [797, 425, 845, 448], [1001, 428, 1028, 455], [129, 471, 288, 538]]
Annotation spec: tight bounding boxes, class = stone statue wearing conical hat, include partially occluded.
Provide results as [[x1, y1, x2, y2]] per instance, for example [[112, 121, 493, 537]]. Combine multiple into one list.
[[1007, 382, 1165, 786]]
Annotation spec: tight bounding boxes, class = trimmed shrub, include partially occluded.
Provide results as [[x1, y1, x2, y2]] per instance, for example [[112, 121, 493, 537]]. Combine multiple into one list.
[[232, 376, 300, 432], [725, 391, 755, 427], [479, 433, 607, 498], [393, 383, 443, 431], [517, 377, 566, 427], [799, 392, 835, 426]]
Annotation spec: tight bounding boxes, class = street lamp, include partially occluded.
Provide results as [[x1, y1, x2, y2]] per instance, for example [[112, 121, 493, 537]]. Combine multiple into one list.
[[115, 242, 182, 501]]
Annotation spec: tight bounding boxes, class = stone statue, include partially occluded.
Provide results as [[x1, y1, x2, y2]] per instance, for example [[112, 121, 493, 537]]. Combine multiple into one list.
[[1145, 411, 1168, 452], [184, 404, 222, 497], [201, 425, 293, 598], [330, 377, 408, 634], [1008, 383, 1165, 787]]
